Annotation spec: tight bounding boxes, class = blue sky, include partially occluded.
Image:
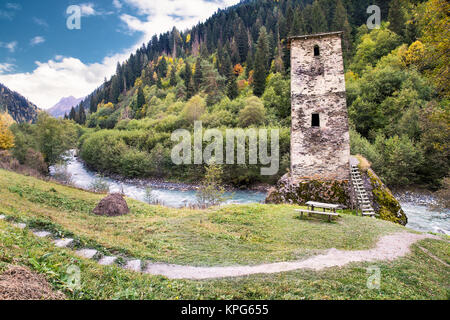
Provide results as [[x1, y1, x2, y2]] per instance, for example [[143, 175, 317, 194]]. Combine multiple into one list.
[[0, 0, 239, 109]]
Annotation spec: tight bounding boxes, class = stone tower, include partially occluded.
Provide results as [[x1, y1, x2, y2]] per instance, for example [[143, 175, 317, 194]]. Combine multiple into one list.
[[289, 32, 350, 181]]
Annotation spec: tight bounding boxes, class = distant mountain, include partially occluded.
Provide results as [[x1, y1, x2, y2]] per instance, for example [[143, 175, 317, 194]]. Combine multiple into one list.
[[0, 83, 39, 123], [47, 96, 84, 118]]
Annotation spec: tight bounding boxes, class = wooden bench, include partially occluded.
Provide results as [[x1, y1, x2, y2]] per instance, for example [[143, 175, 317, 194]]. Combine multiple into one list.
[[295, 201, 343, 222], [295, 209, 339, 222]]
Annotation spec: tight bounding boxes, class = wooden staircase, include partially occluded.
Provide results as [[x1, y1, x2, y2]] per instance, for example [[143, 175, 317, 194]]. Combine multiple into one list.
[[350, 164, 376, 217]]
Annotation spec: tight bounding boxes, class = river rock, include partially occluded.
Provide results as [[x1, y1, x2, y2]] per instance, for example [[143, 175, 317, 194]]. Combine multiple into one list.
[[93, 193, 129, 217]]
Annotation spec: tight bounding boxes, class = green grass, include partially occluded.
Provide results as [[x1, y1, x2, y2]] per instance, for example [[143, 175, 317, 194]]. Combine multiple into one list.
[[0, 168, 449, 300], [1, 169, 406, 266], [0, 220, 448, 300]]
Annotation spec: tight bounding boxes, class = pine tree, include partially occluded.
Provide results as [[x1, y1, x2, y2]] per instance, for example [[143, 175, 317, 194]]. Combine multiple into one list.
[[169, 67, 177, 87], [69, 107, 76, 121], [193, 57, 203, 92], [157, 57, 168, 78], [136, 86, 145, 110], [226, 76, 239, 100], [388, 0, 406, 37], [78, 105, 86, 125], [253, 27, 270, 97], [310, 1, 328, 33], [332, 0, 352, 56], [184, 61, 194, 99], [236, 22, 249, 62], [109, 75, 120, 103], [89, 94, 97, 114]]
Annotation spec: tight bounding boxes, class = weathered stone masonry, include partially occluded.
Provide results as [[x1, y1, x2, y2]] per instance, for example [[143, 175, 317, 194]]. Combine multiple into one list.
[[290, 32, 350, 181], [266, 32, 407, 225]]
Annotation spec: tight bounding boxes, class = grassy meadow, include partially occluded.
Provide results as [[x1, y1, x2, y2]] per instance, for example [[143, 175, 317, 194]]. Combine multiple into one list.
[[0, 169, 449, 299]]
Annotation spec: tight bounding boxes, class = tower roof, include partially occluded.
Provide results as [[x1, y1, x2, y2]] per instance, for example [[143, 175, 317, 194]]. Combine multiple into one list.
[[288, 31, 343, 43]]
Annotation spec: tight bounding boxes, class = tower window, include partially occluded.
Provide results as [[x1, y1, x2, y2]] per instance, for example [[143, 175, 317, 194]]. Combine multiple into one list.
[[314, 45, 320, 57], [312, 113, 320, 127]]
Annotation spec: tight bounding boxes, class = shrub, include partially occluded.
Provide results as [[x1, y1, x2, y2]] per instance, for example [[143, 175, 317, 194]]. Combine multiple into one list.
[[196, 162, 227, 208], [51, 162, 74, 185], [89, 175, 110, 193], [182, 95, 206, 124], [238, 96, 266, 127]]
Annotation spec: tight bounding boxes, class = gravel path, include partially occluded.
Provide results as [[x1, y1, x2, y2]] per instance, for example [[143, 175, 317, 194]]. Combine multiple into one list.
[[144, 233, 439, 280]]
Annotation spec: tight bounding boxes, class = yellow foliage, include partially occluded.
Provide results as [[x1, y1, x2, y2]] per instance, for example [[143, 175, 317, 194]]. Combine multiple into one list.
[[97, 102, 114, 110], [345, 71, 359, 82], [403, 41, 425, 66], [134, 78, 143, 88], [0, 113, 15, 150], [186, 33, 191, 43], [0, 112, 14, 126], [355, 154, 371, 172]]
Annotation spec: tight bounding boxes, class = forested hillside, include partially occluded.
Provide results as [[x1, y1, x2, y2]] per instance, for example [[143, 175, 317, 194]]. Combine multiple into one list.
[[53, 0, 449, 190], [0, 83, 39, 123]]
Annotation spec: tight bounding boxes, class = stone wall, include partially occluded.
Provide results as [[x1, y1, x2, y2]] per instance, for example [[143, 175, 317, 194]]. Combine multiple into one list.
[[290, 33, 350, 181]]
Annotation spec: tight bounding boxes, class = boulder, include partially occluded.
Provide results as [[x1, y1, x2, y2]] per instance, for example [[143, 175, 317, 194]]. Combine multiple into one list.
[[266, 174, 352, 207], [93, 193, 129, 217]]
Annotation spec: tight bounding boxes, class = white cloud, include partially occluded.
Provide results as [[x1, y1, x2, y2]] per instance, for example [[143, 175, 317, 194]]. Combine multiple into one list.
[[0, 0, 240, 109], [0, 55, 125, 109], [33, 17, 49, 28], [5, 3, 21, 10], [30, 36, 45, 46], [0, 63, 15, 74], [113, 0, 122, 10], [80, 3, 97, 16], [119, 0, 239, 48], [0, 41, 17, 53]]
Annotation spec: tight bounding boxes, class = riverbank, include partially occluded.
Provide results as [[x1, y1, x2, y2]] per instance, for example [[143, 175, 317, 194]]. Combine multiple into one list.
[[47, 151, 450, 235], [73, 150, 270, 193]]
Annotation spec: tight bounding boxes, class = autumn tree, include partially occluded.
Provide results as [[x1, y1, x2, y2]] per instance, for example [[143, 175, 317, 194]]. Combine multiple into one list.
[[419, 0, 450, 96], [0, 113, 15, 150], [182, 95, 206, 124]]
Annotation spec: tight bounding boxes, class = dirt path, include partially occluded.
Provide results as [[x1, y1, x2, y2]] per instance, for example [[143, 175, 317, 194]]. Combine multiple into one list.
[[144, 233, 439, 280]]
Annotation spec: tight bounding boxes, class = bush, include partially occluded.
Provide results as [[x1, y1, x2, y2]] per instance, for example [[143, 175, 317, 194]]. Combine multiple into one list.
[[238, 96, 266, 127], [374, 134, 424, 187], [119, 149, 152, 177], [51, 162, 74, 185], [89, 175, 110, 193], [182, 95, 206, 125], [196, 162, 227, 208]]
